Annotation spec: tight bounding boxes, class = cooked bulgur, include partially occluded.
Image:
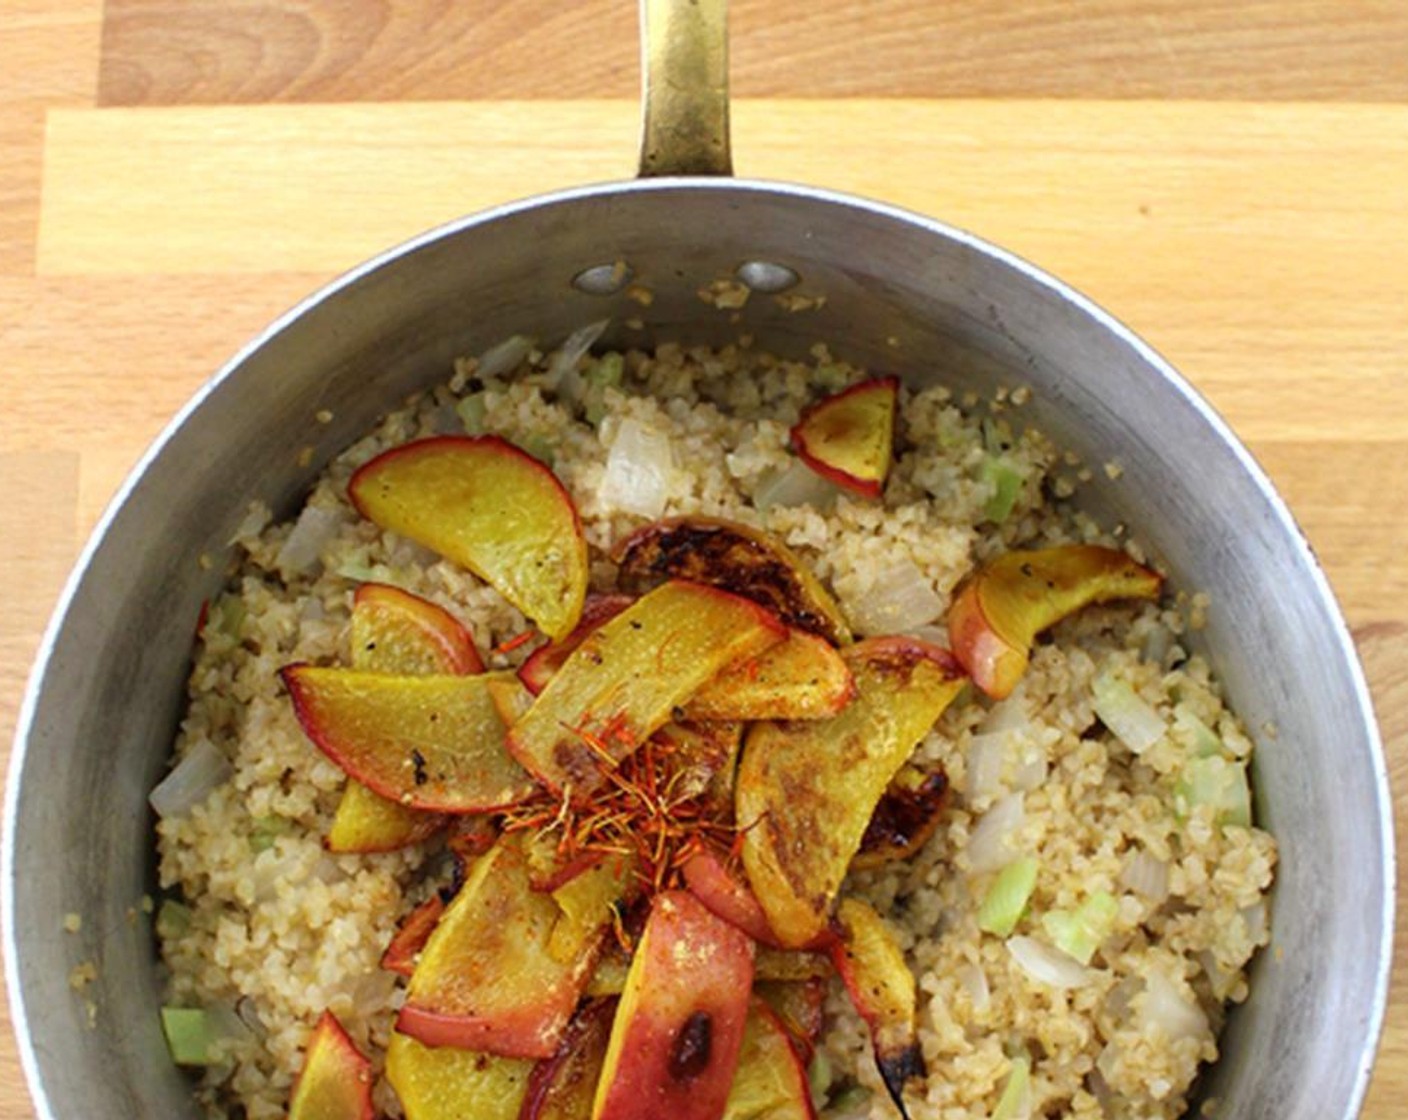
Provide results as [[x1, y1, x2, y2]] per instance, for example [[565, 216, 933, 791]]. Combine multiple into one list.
[[153, 335, 1275, 1119]]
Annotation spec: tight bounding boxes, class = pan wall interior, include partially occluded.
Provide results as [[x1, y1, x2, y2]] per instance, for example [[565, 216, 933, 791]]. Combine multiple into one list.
[[7, 182, 1387, 1120]]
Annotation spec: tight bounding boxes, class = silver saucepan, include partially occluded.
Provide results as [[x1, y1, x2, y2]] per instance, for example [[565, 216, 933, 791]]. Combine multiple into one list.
[[3, 3, 1392, 1118]]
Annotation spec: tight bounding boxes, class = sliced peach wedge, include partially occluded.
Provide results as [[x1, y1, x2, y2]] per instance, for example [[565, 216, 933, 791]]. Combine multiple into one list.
[[614, 516, 851, 645], [348, 435, 588, 640], [722, 999, 817, 1120], [506, 580, 786, 799], [521, 999, 617, 1120], [592, 890, 755, 1120], [790, 376, 899, 499], [737, 637, 966, 948], [680, 843, 780, 946], [282, 666, 536, 813], [398, 835, 619, 1058], [948, 544, 1163, 699], [386, 1030, 533, 1120], [287, 1011, 374, 1120], [327, 583, 482, 854], [830, 898, 924, 1119]]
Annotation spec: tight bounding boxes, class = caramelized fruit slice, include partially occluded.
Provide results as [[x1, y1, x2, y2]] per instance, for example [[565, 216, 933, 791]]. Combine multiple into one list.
[[614, 517, 851, 645], [753, 980, 825, 1066], [350, 582, 484, 675], [721, 999, 817, 1120], [381, 895, 446, 978], [398, 836, 607, 1058], [682, 629, 855, 722], [852, 766, 950, 869], [507, 581, 785, 798], [681, 844, 780, 945], [737, 638, 965, 947], [287, 1011, 374, 1120], [592, 891, 755, 1120], [519, 595, 635, 694], [585, 945, 829, 998], [327, 584, 477, 852], [386, 1030, 533, 1120], [789, 377, 898, 499], [348, 435, 588, 640], [521, 999, 617, 1120], [947, 544, 1162, 699], [283, 667, 536, 813], [830, 898, 923, 1119]]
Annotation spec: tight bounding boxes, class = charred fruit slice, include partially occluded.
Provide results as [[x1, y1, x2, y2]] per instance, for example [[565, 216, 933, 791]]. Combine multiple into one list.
[[348, 435, 588, 640], [521, 999, 617, 1120], [283, 667, 536, 813], [721, 999, 817, 1120], [328, 584, 481, 852], [790, 376, 898, 499], [682, 629, 855, 722], [386, 1030, 533, 1120], [852, 766, 950, 869], [947, 544, 1162, 700], [398, 837, 607, 1058], [287, 1011, 374, 1120], [614, 517, 851, 645], [507, 581, 786, 798], [592, 891, 756, 1120], [830, 898, 923, 1119], [737, 638, 965, 947]]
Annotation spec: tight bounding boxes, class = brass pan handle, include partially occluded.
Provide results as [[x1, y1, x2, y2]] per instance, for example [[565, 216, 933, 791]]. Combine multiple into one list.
[[638, 0, 732, 177]]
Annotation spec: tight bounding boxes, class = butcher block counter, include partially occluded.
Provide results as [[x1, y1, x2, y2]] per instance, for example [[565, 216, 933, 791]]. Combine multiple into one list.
[[0, 1, 1404, 1116]]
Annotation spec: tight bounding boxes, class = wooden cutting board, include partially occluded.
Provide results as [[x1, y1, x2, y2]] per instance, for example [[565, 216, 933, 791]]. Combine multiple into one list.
[[1, 2, 1405, 1117]]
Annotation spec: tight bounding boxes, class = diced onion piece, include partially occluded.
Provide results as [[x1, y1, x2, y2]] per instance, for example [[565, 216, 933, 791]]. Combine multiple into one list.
[[1174, 755, 1251, 828], [843, 558, 943, 637], [966, 793, 1025, 873], [228, 501, 271, 545], [978, 857, 1038, 937], [275, 504, 342, 577], [599, 417, 677, 518], [955, 962, 990, 1012], [546, 319, 610, 393], [149, 741, 233, 819], [1171, 704, 1223, 758], [966, 731, 1007, 803], [1241, 901, 1268, 944], [1006, 935, 1090, 990], [1137, 971, 1207, 1041], [475, 334, 533, 379], [978, 690, 1029, 736], [1092, 671, 1167, 754], [456, 392, 487, 435], [1039, 891, 1118, 965], [753, 458, 841, 512], [155, 899, 192, 940], [992, 1052, 1032, 1120], [1118, 850, 1169, 904]]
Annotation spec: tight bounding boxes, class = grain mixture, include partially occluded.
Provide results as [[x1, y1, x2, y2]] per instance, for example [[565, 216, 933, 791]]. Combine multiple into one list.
[[153, 334, 1276, 1119]]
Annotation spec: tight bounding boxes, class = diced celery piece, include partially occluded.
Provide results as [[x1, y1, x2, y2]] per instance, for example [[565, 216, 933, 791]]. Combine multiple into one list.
[[515, 433, 556, 467], [160, 1007, 221, 1066], [1040, 891, 1118, 966], [248, 816, 288, 854], [978, 857, 1039, 937], [829, 1084, 873, 1114], [981, 456, 1024, 523], [210, 595, 245, 639], [456, 392, 487, 435], [1092, 671, 1167, 754], [1175, 756, 1252, 828], [807, 1049, 833, 1103], [992, 1052, 1032, 1120], [155, 899, 192, 941]]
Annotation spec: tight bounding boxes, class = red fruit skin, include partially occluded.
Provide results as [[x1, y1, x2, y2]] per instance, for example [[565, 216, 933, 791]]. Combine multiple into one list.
[[518, 595, 635, 694], [680, 846, 781, 946], [381, 896, 446, 978]]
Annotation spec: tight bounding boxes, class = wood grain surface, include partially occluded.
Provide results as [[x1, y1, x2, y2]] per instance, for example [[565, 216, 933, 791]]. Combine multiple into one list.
[[2, 2, 1405, 1118]]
